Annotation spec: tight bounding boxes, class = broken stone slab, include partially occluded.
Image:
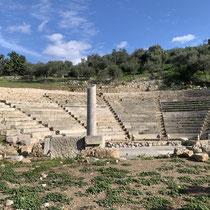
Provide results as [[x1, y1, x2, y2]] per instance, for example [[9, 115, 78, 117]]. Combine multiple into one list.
[[4, 155, 24, 162], [44, 136, 85, 158], [193, 153, 209, 162], [85, 135, 105, 148], [18, 137, 40, 146]]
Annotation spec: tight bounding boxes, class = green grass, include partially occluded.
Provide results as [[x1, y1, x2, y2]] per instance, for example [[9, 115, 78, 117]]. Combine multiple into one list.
[[0, 77, 88, 90]]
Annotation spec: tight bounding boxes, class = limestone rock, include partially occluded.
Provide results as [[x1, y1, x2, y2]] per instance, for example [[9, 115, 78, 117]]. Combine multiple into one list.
[[182, 140, 201, 147], [192, 146, 203, 154], [193, 153, 209, 162], [21, 158, 31, 163], [4, 145, 18, 156], [5, 199, 14, 206], [20, 145, 33, 156], [5, 155, 24, 162], [182, 150, 194, 158]]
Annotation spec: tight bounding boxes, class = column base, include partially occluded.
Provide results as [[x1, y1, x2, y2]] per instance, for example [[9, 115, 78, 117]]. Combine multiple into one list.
[[85, 135, 105, 148]]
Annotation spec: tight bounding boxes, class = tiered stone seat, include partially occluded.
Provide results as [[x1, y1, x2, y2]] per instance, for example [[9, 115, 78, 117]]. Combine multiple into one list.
[[48, 93, 127, 141], [0, 102, 53, 145], [9, 101, 86, 137], [161, 97, 210, 140], [106, 94, 160, 140]]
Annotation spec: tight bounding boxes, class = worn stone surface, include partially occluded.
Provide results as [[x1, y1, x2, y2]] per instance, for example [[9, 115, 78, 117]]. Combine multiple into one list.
[[81, 147, 120, 159], [87, 85, 97, 136], [193, 153, 209, 162], [45, 137, 85, 158], [85, 135, 105, 148]]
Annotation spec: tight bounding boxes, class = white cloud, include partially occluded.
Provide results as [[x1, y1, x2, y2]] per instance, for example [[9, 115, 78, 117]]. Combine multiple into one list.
[[6, 23, 31, 34], [43, 33, 92, 64], [31, 0, 52, 20], [117, 41, 128, 49], [38, 20, 48, 32], [0, 33, 40, 57], [172, 34, 196, 44]]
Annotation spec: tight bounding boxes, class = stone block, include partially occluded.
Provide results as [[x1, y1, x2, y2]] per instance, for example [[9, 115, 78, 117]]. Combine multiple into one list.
[[44, 136, 85, 158], [85, 135, 105, 148], [6, 136, 18, 144], [193, 153, 209, 162]]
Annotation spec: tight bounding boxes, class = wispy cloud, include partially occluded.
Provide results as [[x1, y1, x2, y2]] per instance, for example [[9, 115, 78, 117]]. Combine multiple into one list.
[[116, 41, 128, 49], [0, 0, 25, 11], [58, 0, 97, 38], [172, 34, 196, 44], [38, 20, 48, 32], [0, 33, 40, 57], [6, 23, 31, 34], [31, 0, 52, 21], [43, 33, 92, 64]]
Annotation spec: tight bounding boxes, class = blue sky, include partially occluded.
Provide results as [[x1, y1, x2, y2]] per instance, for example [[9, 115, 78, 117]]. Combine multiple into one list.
[[0, 0, 209, 64]]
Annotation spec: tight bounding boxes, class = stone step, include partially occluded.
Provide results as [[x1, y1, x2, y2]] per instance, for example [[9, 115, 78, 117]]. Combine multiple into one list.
[[30, 131, 55, 138], [167, 134, 198, 139], [1, 129, 21, 136], [59, 130, 86, 135], [103, 135, 127, 141], [1, 117, 32, 122], [5, 121, 38, 126], [0, 112, 27, 118], [0, 108, 15, 111], [133, 134, 159, 140], [21, 127, 50, 133], [98, 131, 125, 136]]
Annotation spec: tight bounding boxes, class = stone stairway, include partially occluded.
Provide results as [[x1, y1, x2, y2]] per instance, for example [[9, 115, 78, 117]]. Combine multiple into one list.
[[155, 96, 167, 140], [0, 101, 54, 145], [200, 110, 210, 140], [161, 98, 210, 140]]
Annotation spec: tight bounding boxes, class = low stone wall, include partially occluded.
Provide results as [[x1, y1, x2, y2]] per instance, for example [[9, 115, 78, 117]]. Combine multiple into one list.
[[107, 141, 182, 148], [44, 136, 85, 158]]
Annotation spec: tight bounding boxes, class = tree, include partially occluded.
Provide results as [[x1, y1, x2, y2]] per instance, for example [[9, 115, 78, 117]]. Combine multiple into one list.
[[121, 58, 139, 75], [144, 45, 167, 78], [106, 64, 122, 80], [0, 54, 5, 76], [7, 51, 27, 76]]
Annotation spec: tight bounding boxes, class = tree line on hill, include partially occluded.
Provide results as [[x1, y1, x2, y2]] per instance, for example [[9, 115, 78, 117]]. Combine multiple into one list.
[[0, 40, 210, 87]]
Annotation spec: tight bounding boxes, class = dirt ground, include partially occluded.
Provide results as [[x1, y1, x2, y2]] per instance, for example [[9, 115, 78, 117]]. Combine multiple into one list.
[[0, 156, 209, 210]]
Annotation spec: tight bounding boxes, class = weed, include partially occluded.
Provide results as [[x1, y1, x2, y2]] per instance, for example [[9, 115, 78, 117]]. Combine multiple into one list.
[[177, 168, 200, 175], [0, 167, 20, 184], [43, 192, 73, 204], [170, 158, 185, 163], [79, 167, 92, 173], [97, 167, 129, 179], [86, 182, 111, 194], [139, 176, 163, 186], [144, 196, 173, 209], [121, 163, 131, 166], [93, 160, 107, 166], [138, 171, 160, 177]]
